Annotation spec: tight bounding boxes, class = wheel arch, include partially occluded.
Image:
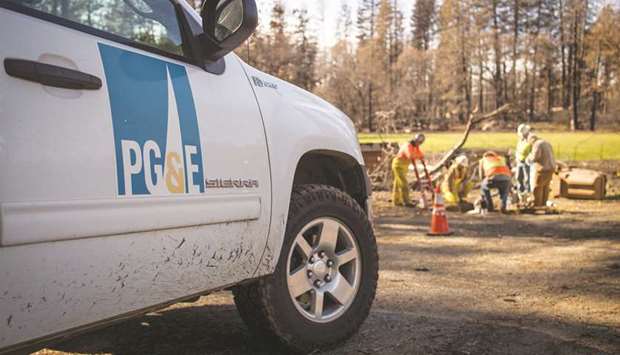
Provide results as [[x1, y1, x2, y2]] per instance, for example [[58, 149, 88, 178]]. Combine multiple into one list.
[[252, 148, 371, 279], [292, 150, 370, 213]]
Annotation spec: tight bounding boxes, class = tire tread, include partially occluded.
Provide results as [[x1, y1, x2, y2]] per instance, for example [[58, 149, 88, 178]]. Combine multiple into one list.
[[233, 184, 378, 352]]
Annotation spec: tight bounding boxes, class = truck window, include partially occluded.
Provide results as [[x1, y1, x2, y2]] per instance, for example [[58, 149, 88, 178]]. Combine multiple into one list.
[[8, 0, 185, 56]]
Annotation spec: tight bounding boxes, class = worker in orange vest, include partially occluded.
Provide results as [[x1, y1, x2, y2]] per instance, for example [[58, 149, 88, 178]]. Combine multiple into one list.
[[391, 133, 425, 207], [478, 151, 512, 213]]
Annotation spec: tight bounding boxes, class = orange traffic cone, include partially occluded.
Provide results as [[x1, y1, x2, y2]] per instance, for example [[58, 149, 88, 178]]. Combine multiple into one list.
[[427, 187, 453, 236]]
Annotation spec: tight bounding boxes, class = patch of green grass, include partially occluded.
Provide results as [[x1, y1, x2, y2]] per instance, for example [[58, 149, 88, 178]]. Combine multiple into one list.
[[358, 132, 620, 161]]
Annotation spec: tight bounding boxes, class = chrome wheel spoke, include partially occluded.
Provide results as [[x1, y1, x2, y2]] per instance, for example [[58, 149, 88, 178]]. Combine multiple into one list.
[[295, 235, 313, 259], [329, 273, 355, 305], [318, 219, 340, 253], [312, 290, 325, 318], [287, 217, 361, 323], [336, 248, 356, 266], [288, 267, 312, 298]]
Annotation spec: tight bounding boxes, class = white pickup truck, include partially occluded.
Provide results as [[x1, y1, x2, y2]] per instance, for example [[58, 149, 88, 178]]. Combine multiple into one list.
[[0, 0, 378, 353]]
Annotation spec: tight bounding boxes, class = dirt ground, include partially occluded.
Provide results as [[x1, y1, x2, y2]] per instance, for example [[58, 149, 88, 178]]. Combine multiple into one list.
[[34, 181, 620, 355]]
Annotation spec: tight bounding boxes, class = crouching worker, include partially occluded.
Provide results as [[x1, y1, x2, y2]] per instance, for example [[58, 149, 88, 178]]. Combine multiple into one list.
[[479, 151, 512, 213], [391, 134, 426, 207], [441, 155, 474, 211]]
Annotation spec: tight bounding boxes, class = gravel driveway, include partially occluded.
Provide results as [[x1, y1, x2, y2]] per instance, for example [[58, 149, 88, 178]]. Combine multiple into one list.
[[35, 191, 620, 354]]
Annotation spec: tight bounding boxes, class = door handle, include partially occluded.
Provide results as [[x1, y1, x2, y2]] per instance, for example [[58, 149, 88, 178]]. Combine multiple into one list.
[[4, 58, 102, 90]]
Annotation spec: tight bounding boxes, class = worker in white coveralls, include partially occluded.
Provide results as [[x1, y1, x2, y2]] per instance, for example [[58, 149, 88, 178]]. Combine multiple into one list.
[[527, 134, 556, 207]]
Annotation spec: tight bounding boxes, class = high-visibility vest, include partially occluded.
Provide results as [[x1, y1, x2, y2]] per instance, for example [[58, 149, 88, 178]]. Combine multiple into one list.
[[482, 155, 511, 178], [397, 143, 424, 161], [515, 139, 532, 162]]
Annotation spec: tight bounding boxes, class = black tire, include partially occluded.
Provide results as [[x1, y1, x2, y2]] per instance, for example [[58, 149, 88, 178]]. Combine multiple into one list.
[[233, 184, 378, 353]]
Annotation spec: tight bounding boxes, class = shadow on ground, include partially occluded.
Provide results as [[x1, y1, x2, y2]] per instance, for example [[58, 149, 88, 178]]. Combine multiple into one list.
[[46, 303, 282, 355], [43, 297, 619, 355]]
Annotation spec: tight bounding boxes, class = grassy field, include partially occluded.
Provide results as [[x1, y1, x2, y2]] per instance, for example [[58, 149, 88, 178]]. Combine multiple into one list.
[[358, 131, 620, 161]]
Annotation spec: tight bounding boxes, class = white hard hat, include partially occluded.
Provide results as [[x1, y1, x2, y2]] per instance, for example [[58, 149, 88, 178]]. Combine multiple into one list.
[[412, 133, 425, 145], [455, 154, 468, 167], [517, 124, 531, 138]]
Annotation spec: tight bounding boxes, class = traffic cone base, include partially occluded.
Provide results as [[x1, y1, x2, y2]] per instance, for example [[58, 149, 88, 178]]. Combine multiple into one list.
[[427, 188, 453, 236]]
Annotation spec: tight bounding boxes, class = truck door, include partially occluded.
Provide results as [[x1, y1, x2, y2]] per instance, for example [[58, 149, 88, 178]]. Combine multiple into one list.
[[0, 0, 270, 350]]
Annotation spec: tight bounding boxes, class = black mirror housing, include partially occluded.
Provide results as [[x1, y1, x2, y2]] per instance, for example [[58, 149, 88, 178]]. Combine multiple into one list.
[[198, 0, 258, 63]]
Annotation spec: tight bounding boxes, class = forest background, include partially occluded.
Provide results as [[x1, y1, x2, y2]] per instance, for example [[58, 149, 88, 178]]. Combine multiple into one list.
[[189, 0, 620, 134]]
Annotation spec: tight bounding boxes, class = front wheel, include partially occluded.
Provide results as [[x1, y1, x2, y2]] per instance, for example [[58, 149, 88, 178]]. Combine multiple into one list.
[[233, 184, 378, 353]]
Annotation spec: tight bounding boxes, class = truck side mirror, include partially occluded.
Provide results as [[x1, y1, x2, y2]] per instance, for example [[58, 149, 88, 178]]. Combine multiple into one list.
[[198, 0, 258, 63]]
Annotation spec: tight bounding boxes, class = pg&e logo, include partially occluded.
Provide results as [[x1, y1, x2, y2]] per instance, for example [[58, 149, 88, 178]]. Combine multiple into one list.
[[251, 75, 278, 90], [99, 44, 205, 196]]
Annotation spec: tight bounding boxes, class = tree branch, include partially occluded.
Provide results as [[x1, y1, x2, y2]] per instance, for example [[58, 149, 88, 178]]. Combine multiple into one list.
[[428, 103, 512, 177]]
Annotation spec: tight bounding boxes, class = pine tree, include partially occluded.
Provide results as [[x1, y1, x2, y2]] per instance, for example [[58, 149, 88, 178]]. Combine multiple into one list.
[[356, 0, 380, 131], [411, 0, 436, 50], [357, 0, 379, 44], [435, 0, 474, 123], [336, 4, 354, 43], [267, 2, 294, 82], [291, 9, 318, 91]]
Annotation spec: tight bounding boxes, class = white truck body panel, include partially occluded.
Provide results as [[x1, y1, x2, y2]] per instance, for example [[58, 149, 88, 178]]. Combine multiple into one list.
[[0, 1, 365, 351], [241, 67, 364, 276], [0, 5, 271, 349], [1, 194, 261, 246]]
